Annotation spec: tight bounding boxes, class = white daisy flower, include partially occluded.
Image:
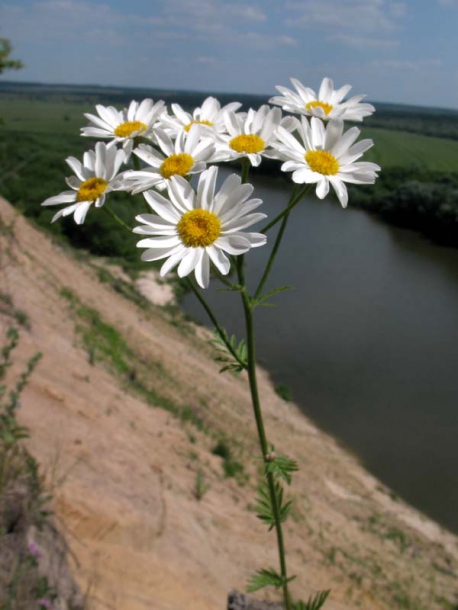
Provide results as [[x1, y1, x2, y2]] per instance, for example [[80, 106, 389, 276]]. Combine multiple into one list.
[[159, 96, 242, 139], [81, 99, 166, 159], [42, 142, 127, 224], [124, 125, 215, 194], [275, 117, 380, 208], [133, 166, 267, 289], [270, 77, 375, 122], [213, 105, 283, 166]]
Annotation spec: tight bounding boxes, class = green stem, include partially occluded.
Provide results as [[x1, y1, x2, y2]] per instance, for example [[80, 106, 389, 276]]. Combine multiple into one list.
[[241, 158, 251, 184], [236, 258, 292, 610], [185, 278, 245, 369], [261, 184, 310, 234], [212, 265, 236, 289], [132, 143, 142, 170], [103, 204, 133, 232], [254, 211, 290, 300]]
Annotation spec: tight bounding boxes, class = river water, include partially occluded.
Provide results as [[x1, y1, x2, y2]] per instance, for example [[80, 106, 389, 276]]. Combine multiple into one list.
[[181, 169, 458, 534]]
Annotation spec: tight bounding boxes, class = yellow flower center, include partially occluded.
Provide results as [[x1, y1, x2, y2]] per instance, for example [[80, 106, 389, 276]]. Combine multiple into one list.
[[114, 120, 147, 138], [305, 101, 334, 116], [305, 150, 339, 175], [184, 120, 213, 132], [76, 177, 108, 202], [177, 209, 222, 248], [229, 134, 265, 154], [160, 153, 194, 179]]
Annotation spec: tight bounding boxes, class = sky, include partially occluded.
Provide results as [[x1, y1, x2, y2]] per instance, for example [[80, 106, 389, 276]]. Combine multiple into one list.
[[1, 0, 457, 109]]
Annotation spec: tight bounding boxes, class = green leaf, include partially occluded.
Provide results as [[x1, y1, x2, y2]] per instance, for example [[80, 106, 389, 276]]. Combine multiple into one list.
[[265, 454, 299, 485], [293, 590, 330, 610], [210, 330, 247, 373], [254, 483, 276, 530], [254, 479, 292, 529], [279, 499, 292, 524], [247, 568, 283, 593], [252, 285, 293, 308]]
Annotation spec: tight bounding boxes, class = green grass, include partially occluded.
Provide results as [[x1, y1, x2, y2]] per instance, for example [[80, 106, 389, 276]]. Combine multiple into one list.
[[0, 100, 92, 136], [59, 286, 209, 433], [362, 127, 458, 171]]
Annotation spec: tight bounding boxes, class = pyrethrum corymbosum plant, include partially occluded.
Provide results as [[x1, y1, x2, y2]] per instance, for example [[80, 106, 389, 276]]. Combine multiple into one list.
[[41, 77, 379, 609]]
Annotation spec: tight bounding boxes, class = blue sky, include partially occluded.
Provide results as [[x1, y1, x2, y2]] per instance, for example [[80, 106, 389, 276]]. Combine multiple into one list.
[[1, 0, 457, 109]]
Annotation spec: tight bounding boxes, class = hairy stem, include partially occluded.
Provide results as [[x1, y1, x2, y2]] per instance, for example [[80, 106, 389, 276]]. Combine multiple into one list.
[[102, 204, 133, 232], [254, 211, 290, 300], [261, 184, 310, 234], [237, 257, 292, 610], [185, 278, 245, 369]]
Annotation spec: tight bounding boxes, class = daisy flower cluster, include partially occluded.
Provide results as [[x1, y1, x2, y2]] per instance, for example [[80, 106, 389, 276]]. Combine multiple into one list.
[[40, 78, 382, 609], [42, 77, 380, 287]]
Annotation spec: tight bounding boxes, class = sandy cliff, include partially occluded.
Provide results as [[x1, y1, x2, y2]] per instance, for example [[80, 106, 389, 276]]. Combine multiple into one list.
[[1, 196, 457, 610]]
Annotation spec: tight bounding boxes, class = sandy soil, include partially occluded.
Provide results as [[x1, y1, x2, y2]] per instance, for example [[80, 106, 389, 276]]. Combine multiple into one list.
[[1, 196, 457, 610]]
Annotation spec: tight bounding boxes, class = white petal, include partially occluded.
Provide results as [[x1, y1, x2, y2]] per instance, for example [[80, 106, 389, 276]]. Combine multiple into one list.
[[207, 246, 231, 275], [141, 244, 183, 263], [42, 191, 76, 206], [94, 142, 106, 178], [81, 127, 112, 138], [324, 120, 344, 151], [196, 166, 218, 211], [329, 178, 348, 207], [134, 144, 163, 167], [221, 212, 266, 233], [316, 178, 330, 199], [167, 176, 195, 214], [160, 247, 188, 275], [133, 214, 176, 233], [224, 111, 241, 137], [65, 157, 85, 181], [338, 138, 373, 164], [243, 232, 267, 248], [136, 236, 181, 248], [83, 113, 112, 132], [96, 104, 121, 128], [178, 248, 202, 277], [318, 77, 334, 102], [155, 128, 175, 156], [65, 176, 80, 189], [215, 235, 252, 255], [74, 202, 91, 224], [127, 100, 139, 122], [171, 103, 191, 125], [194, 251, 210, 289], [50, 203, 79, 222], [310, 117, 326, 149]]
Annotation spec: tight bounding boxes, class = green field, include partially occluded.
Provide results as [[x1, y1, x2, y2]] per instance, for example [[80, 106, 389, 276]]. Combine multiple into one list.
[[0, 99, 93, 135], [362, 127, 458, 172]]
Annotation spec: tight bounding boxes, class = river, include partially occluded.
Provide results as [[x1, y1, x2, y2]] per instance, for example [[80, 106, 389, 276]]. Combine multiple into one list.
[[181, 168, 458, 534]]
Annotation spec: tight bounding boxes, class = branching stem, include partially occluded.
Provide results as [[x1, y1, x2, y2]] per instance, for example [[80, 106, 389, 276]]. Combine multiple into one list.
[[236, 257, 292, 610]]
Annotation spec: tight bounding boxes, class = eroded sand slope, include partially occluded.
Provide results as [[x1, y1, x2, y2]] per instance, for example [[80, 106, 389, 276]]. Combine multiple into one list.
[[1, 197, 457, 610]]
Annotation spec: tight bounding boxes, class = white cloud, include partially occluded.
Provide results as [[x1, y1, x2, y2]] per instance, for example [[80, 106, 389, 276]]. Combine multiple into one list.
[[438, 0, 458, 5], [285, 0, 406, 34], [372, 59, 444, 71], [0, 0, 270, 51], [226, 5, 267, 21], [196, 56, 217, 63], [329, 33, 399, 49]]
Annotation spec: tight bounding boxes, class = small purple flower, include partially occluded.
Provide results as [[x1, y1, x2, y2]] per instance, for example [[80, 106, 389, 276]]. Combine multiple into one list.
[[28, 541, 42, 560], [37, 599, 52, 609]]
